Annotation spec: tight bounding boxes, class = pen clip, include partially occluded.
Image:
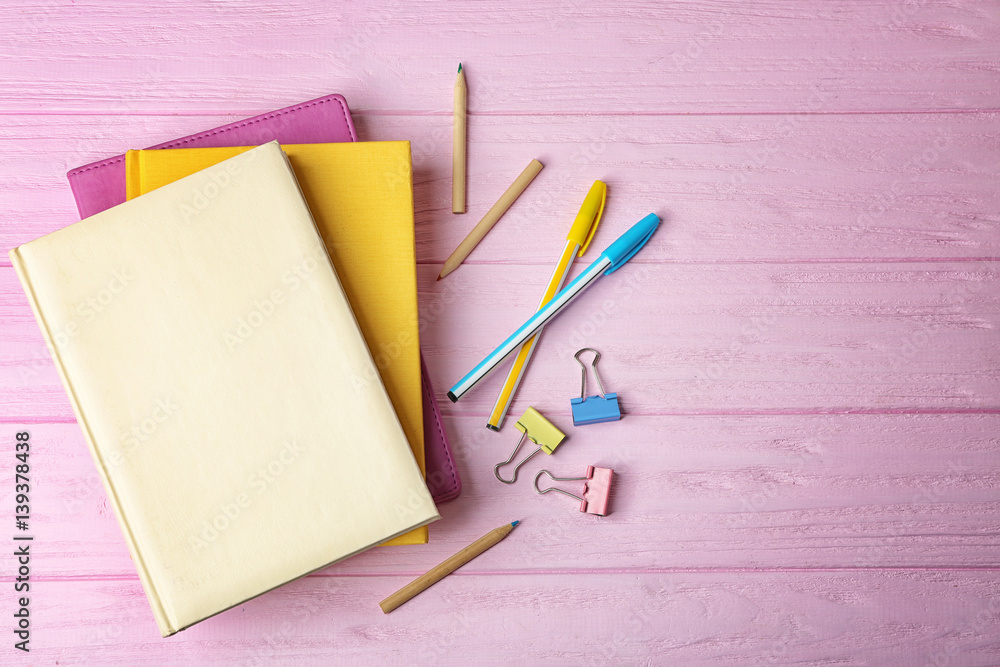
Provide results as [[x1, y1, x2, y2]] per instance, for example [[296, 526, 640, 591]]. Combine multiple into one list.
[[568, 181, 606, 257], [604, 215, 658, 275]]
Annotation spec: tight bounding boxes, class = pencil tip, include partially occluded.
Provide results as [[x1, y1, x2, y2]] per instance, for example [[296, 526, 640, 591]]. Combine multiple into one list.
[[511, 520, 519, 527], [436, 275, 442, 281], [458, 63, 462, 73]]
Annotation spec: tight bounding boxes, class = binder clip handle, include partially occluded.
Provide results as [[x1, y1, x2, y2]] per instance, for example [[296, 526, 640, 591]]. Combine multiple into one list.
[[534, 469, 587, 501], [494, 431, 541, 484], [534, 466, 614, 516], [494, 408, 566, 484], [571, 348, 621, 426], [575, 347, 608, 399]]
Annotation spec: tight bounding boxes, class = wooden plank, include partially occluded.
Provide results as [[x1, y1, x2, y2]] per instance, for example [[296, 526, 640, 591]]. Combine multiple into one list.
[[18, 572, 1000, 664], [3, 260, 995, 419], [2, 112, 999, 262], [2, 1, 999, 114], [369, 112, 1000, 264], [5, 413, 999, 578], [419, 262, 1000, 415]]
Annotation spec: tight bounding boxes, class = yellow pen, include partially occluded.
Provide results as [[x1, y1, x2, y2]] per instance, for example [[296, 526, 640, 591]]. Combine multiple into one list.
[[486, 181, 606, 430]]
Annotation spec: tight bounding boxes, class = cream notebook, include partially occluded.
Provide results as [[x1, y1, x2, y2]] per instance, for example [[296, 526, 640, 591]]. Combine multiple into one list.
[[126, 142, 428, 545], [9, 142, 439, 636]]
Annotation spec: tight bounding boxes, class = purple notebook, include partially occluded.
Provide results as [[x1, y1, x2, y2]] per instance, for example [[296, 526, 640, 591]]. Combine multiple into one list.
[[66, 94, 461, 504]]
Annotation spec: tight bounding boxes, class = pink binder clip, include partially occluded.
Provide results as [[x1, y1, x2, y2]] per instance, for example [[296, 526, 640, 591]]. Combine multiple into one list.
[[533, 465, 614, 516]]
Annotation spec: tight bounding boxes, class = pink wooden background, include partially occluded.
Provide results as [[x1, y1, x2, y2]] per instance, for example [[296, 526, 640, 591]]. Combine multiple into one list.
[[1, 1, 999, 664]]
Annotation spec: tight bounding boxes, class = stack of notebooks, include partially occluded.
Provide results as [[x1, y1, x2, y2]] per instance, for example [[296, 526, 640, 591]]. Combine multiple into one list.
[[11, 96, 458, 636]]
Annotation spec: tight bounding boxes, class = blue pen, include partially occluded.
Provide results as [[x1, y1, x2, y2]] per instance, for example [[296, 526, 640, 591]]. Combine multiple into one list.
[[448, 213, 660, 402]]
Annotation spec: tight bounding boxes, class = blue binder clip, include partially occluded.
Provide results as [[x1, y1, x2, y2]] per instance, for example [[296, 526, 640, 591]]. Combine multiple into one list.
[[570, 348, 621, 426]]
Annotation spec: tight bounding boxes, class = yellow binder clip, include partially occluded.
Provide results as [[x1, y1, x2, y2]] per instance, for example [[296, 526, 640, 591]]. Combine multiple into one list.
[[494, 407, 566, 484]]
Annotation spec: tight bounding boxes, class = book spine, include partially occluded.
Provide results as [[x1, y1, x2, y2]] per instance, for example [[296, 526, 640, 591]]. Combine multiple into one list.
[[8, 248, 175, 637], [125, 150, 142, 201]]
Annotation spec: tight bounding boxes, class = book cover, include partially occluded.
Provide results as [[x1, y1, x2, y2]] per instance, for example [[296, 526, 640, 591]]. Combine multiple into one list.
[[11, 142, 439, 636], [126, 141, 430, 544]]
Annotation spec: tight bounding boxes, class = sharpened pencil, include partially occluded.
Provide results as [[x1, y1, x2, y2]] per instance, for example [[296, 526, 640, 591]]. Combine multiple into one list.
[[453, 63, 467, 214], [379, 521, 519, 613]]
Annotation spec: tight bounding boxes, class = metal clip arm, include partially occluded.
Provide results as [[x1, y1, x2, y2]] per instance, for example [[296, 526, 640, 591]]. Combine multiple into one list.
[[575, 347, 607, 399], [533, 469, 587, 501], [494, 433, 541, 484]]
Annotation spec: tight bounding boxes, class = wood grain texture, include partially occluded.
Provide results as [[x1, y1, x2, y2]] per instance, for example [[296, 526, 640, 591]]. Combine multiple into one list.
[[4, 261, 997, 419], [417, 263, 1000, 415], [1, 1, 999, 114], [17, 573, 1000, 666], [4, 414, 1000, 579], [1, 112, 998, 263], [1, 0, 998, 663]]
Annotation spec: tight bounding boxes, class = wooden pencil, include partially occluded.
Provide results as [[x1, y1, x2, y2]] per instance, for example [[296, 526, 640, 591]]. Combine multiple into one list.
[[438, 158, 544, 280], [452, 63, 467, 214], [379, 521, 519, 613]]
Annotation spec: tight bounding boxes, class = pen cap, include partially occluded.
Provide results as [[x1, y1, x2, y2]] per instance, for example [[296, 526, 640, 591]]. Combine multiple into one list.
[[567, 181, 606, 256], [602, 213, 660, 274]]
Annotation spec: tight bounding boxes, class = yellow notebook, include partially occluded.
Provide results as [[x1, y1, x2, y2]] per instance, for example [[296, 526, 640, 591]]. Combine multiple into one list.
[[126, 142, 427, 546]]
